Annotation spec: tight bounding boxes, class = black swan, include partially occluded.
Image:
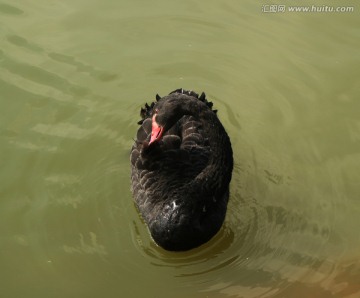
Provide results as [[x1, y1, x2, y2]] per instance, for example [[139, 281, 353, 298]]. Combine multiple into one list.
[[130, 89, 233, 251]]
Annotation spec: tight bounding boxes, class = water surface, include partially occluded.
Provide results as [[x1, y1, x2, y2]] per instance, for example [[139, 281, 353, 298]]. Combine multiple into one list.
[[1, 0, 360, 297]]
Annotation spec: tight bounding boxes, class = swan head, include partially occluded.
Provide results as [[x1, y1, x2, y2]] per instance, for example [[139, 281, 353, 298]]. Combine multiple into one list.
[[149, 95, 192, 145]]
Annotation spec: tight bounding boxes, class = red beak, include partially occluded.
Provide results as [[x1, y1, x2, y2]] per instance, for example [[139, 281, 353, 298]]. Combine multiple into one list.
[[149, 114, 163, 144]]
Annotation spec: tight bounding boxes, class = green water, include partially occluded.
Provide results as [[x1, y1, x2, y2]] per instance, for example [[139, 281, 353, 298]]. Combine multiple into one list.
[[1, 0, 360, 297]]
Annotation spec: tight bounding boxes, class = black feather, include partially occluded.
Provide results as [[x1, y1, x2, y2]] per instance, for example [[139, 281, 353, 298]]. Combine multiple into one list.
[[131, 89, 233, 251]]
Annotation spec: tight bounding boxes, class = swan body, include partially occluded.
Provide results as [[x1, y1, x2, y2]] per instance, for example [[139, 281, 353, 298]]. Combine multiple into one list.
[[130, 89, 233, 251]]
